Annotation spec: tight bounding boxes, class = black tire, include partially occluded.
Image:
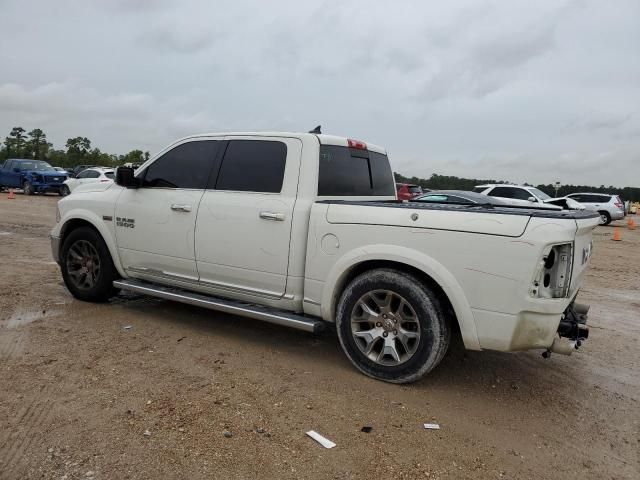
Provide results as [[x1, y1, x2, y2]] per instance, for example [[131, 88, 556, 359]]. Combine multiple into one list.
[[23, 181, 34, 195], [598, 211, 611, 225], [336, 268, 451, 383], [60, 226, 119, 302], [60, 185, 70, 196]]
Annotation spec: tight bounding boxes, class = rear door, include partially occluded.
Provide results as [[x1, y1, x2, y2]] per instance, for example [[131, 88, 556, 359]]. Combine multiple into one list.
[[195, 136, 301, 298]]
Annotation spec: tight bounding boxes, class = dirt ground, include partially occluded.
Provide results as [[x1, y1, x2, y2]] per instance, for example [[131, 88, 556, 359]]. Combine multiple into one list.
[[0, 194, 638, 480]]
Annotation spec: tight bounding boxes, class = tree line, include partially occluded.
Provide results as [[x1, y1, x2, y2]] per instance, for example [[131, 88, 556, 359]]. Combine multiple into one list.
[[0, 126, 149, 168], [395, 173, 640, 202], [2, 126, 637, 201]]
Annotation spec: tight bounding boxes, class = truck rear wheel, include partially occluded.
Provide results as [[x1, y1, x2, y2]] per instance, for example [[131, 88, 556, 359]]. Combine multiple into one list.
[[336, 268, 451, 383], [60, 227, 119, 302]]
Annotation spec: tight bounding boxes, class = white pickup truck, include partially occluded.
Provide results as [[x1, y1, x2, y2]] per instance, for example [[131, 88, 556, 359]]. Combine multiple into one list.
[[51, 131, 598, 383]]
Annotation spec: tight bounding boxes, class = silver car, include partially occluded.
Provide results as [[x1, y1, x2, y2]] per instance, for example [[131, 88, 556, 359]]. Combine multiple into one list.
[[565, 193, 625, 225]]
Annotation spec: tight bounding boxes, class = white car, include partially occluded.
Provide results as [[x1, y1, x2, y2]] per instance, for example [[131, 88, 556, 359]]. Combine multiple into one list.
[[50, 131, 599, 383], [61, 167, 114, 196], [473, 184, 583, 210], [565, 193, 625, 225]]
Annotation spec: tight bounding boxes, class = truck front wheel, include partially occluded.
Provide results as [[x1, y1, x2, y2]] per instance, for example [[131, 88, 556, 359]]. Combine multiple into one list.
[[60, 227, 119, 302], [23, 181, 34, 195], [336, 268, 451, 383]]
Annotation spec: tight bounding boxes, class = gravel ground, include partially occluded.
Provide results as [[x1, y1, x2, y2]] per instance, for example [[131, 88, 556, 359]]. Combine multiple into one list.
[[0, 193, 638, 480]]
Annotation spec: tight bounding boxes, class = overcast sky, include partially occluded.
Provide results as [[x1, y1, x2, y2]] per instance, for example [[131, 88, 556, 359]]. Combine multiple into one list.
[[1, 0, 638, 186]]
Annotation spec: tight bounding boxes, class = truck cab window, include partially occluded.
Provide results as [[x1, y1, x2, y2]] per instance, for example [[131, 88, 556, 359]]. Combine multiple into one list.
[[214, 140, 287, 193], [318, 145, 394, 196], [142, 141, 220, 189]]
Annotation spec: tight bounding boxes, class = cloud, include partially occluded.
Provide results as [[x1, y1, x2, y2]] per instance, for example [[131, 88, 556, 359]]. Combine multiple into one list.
[[0, 0, 638, 187], [137, 22, 217, 54], [0, 81, 220, 154], [415, 6, 565, 100]]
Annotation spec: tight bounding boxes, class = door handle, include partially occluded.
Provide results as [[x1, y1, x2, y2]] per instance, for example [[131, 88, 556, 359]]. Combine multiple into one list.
[[259, 211, 285, 221], [170, 204, 192, 212]]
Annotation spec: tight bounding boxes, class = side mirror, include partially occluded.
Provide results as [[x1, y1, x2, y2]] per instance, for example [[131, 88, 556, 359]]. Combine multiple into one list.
[[13, 168, 20, 173], [116, 167, 139, 188], [527, 196, 537, 203]]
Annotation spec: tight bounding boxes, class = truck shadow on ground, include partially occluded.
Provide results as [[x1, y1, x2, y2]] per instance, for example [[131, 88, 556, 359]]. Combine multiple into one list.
[[107, 291, 584, 398]]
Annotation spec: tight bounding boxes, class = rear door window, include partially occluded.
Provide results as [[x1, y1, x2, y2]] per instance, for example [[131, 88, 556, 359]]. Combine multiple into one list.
[[142, 140, 220, 189], [318, 145, 395, 196], [77, 170, 94, 179], [488, 187, 515, 198], [214, 140, 287, 193], [512, 188, 534, 200]]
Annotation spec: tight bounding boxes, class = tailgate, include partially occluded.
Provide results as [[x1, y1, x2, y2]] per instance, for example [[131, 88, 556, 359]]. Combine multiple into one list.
[[570, 216, 599, 292], [326, 203, 531, 237]]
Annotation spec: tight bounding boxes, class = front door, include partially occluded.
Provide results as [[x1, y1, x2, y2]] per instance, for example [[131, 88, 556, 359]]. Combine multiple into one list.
[[195, 136, 302, 299], [115, 139, 221, 284]]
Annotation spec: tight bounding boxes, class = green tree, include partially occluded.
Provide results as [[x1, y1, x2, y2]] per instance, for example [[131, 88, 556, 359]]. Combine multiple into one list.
[[4, 126, 27, 158], [26, 128, 52, 159], [48, 149, 69, 167], [65, 137, 92, 164], [121, 149, 144, 164]]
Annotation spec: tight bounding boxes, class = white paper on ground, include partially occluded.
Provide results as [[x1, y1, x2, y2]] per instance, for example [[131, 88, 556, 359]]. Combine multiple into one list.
[[423, 423, 441, 430], [306, 430, 336, 448]]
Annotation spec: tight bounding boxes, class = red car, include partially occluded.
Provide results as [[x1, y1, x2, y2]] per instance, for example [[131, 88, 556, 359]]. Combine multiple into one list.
[[396, 183, 423, 200]]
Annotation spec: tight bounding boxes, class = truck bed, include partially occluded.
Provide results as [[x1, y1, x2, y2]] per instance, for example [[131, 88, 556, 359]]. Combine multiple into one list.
[[317, 199, 601, 220]]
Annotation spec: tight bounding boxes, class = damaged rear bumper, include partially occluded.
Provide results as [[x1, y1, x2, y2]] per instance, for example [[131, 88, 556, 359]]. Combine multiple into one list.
[[546, 302, 590, 356]]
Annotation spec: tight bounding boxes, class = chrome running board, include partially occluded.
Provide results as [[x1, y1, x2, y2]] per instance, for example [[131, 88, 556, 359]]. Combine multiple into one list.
[[113, 279, 325, 333]]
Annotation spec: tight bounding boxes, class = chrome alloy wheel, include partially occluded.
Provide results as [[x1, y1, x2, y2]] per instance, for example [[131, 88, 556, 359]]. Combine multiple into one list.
[[350, 290, 421, 366], [65, 240, 102, 290]]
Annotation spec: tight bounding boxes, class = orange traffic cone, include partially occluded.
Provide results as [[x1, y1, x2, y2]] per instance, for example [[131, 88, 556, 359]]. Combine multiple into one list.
[[612, 226, 622, 241], [7, 189, 15, 199], [627, 218, 636, 230]]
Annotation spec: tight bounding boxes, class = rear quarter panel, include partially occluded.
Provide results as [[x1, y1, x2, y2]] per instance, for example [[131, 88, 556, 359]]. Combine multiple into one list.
[[304, 203, 588, 350]]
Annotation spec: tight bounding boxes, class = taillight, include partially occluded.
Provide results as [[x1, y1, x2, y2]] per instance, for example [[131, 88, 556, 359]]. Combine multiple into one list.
[[530, 243, 573, 299], [347, 138, 367, 150], [100, 179, 110, 182], [614, 196, 623, 208]]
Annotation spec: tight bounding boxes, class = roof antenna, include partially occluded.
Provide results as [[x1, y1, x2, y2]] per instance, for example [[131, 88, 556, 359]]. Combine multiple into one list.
[[309, 125, 321, 134]]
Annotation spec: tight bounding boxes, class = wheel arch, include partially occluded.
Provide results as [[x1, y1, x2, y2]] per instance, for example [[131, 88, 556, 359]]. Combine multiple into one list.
[[58, 214, 125, 277], [321, 246, 481, 350]]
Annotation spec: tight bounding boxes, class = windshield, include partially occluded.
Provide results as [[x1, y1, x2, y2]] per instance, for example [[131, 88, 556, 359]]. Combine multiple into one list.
[[529, 188, 551, 200], [17, 160, 53, 171], [105, 171, 115, 179]]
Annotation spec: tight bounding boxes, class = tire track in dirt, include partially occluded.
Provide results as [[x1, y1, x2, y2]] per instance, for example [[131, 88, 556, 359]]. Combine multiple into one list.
[[0, 329, 25, 362], [0, 382, 59, 479]]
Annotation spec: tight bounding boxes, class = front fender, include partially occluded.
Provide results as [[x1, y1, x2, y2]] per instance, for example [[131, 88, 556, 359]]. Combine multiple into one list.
[[321, 244, 481, 350], [56, 209, 126, 278]]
